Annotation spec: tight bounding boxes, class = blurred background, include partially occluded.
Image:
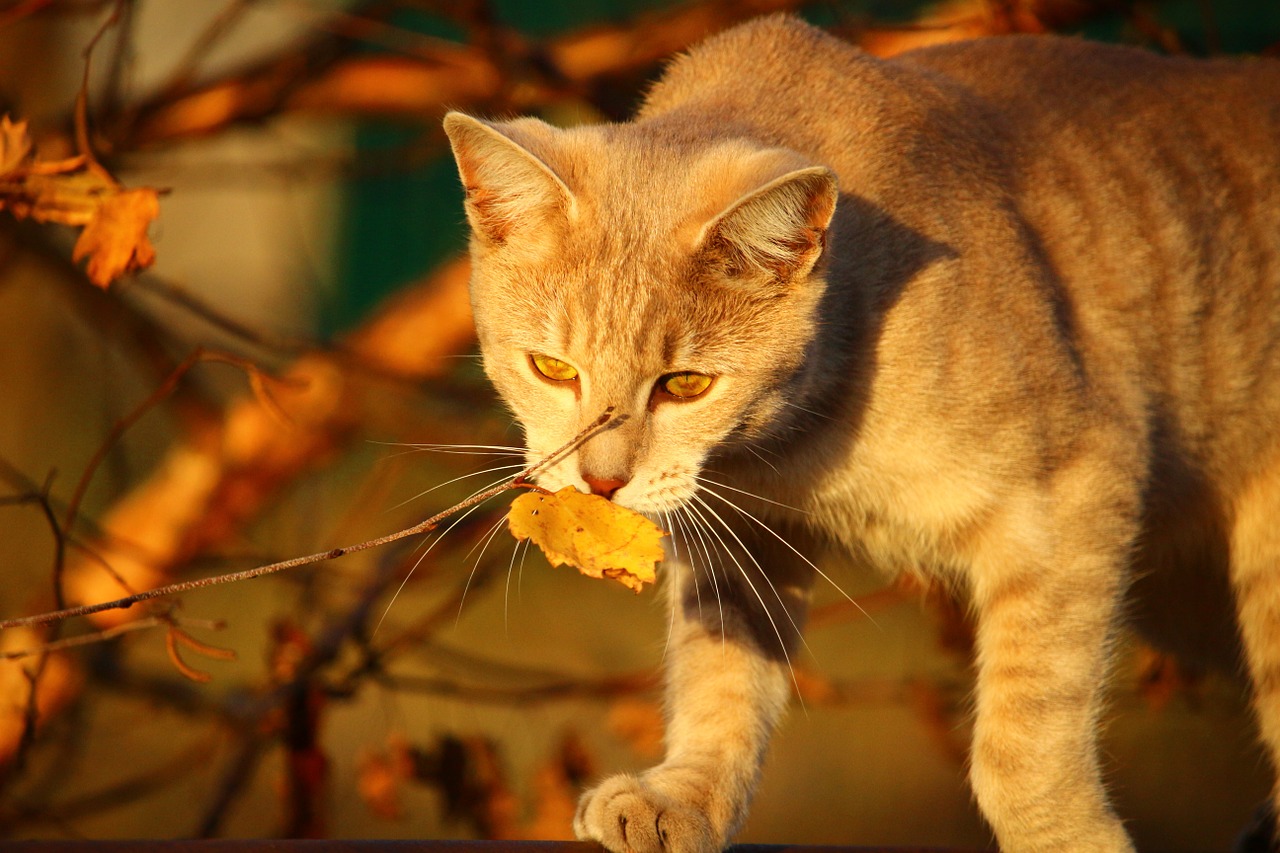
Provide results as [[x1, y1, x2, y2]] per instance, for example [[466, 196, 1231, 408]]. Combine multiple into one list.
[[1, 0, 1277, 848]]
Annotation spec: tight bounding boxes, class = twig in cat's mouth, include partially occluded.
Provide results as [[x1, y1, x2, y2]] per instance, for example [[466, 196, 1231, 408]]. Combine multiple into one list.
[[515, 406, 623, 487], [0, 408, 623, 634]]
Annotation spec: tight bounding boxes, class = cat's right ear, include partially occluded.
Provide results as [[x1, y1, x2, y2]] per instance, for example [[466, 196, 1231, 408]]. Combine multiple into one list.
[[694, 165, 838, 295], [443, 112, 576, 248]]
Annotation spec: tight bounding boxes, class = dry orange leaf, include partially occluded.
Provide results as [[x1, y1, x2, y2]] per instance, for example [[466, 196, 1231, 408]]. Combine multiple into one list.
[[0, 115, 32, 176], [0, 112, 161, 288], [507, 486, 665, 593], [356, 737, 414, 821], [72, 187, 160, 288]]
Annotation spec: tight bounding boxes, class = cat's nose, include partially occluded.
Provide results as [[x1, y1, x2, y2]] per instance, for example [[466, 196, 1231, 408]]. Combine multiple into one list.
[[582, 474, 628, 500]]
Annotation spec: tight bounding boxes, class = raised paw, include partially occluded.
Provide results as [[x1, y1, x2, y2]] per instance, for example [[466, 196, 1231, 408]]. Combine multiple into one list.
[[573, 773, 721, 853]]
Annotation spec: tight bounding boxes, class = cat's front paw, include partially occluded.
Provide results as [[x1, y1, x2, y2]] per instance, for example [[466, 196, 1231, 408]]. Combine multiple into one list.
[[573, 773, 722, 853]]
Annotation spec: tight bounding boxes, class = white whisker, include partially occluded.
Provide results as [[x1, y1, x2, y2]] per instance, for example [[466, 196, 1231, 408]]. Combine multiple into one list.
[[675, 506, 719, 629], [684, 497, 804, 709], [516, 536, 532, 595], [698, 483, 877, 629], [661, 510, 678, 562], [368, 440, 524, 453], [741, 443, 782, 475], [782, 400, 833, 421], [689, 494, 813, 657], [463, 512, 512, 630], [660, 558, 679, 661], [679, 507, 725, 645], [451, 496, 514, 625], [387, 463, 526, 511], [697, 474, 811, 515], [464, 510, 512, 566], [688, 506, 729, 651], [374, 480, 508, 636]]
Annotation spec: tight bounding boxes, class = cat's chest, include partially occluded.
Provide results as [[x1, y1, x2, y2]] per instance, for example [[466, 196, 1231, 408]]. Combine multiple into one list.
[[732, 445, 993, 581], [810, 480, 980, 580]]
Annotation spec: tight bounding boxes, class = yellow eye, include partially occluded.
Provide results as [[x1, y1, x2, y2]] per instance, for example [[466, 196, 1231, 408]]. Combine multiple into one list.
[[530, 353, 579, 382], [659, 371, 713, 399]]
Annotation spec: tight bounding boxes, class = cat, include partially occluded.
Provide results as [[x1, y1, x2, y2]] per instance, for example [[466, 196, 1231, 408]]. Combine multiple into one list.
[[442, 14, 1280, 853]]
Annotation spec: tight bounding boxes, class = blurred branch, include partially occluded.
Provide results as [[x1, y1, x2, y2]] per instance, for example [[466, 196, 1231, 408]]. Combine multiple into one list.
[[0, 469, 68, 609], [51, 256, 474, 630], [61, 347, 300, 546], [373, 670, 658, 705], [115, 0, 817, 148], [0, 615, 220, 662], [149, 0, 258, 104]]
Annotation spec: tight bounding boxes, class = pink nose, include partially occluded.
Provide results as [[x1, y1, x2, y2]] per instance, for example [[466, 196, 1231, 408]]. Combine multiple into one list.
[[582, 474, 628, 500]]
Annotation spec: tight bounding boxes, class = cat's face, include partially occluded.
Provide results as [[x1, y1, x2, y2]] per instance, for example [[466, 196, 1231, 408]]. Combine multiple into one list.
[[444, 114, 837, 516]]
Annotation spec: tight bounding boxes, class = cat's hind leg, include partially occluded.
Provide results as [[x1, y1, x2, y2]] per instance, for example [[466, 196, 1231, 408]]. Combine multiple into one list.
[[573, 518, 817, 853], [1229, 457, 1280, 851]]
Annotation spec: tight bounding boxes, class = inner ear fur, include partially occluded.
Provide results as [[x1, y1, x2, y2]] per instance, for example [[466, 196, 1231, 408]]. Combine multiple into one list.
[[696, 165, 838, 291], [443, 112, 576, 246]]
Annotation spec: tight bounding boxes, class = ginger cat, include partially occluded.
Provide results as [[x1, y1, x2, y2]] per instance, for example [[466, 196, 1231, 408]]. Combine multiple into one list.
[[443, 15, 1280, 853]]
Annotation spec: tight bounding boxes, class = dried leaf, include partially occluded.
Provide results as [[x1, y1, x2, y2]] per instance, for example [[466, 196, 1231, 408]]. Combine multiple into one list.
[[0, 113, 161, 289], [0, 115, 31, 176], [356, 733, 416, 821], [72, 187, 160, 288], [4, 169, 107, 225], [358, 750, 406, 820], [269, 621, 313, 683], [507, 486, 665, 593]]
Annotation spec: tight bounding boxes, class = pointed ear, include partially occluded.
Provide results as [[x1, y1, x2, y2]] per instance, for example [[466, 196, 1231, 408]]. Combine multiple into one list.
[[695, 166, 837, 292], [443, 112, 575, 247]]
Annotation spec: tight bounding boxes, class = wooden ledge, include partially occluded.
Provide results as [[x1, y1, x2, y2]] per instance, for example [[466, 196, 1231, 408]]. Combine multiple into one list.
[[5, 842, 973, 853]]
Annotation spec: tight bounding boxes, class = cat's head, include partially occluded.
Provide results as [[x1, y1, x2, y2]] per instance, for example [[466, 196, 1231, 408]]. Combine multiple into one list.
[[444, 112, 836, 515]]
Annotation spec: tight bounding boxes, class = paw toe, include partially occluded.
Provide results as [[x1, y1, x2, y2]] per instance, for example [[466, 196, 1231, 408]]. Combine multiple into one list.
[[575, 774, 716, 853]]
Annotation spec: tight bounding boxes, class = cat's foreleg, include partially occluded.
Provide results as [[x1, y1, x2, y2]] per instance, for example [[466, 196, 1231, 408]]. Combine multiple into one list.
[[967, 490, 1137, 853], [1228, 461, 1280, 850], [574, 522, 815, 853]]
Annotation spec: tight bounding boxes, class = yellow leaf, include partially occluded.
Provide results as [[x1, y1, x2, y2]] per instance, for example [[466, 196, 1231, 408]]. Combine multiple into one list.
[[0, 113, 163, 289], [17, 170, 113, 226], [507, 487, 665, 593], [0, 115, 31, 177], [71, 187, 160, 288]]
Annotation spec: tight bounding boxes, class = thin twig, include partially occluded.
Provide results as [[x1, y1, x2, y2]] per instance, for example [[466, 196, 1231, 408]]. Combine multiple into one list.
[[75, 0, 127, 182], [0, 408, 618, 630], [517, 405, 618, 485], [153, 0, 256, 101], [0, 615, 221, 661]]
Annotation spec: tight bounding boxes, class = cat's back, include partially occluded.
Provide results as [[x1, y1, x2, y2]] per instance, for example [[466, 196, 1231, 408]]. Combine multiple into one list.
[[648, 18, 1280, 483], [912, 35, 1280, 472], [647, 17, 1280, 183]]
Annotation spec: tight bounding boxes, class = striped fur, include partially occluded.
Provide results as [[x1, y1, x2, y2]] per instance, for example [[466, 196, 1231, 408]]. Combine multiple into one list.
[[445, 15, 1280, 852]]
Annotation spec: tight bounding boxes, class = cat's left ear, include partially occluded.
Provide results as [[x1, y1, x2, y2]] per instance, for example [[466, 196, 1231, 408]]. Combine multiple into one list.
[[696, 166, 837, 293], [443, 112, 576, 248]]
